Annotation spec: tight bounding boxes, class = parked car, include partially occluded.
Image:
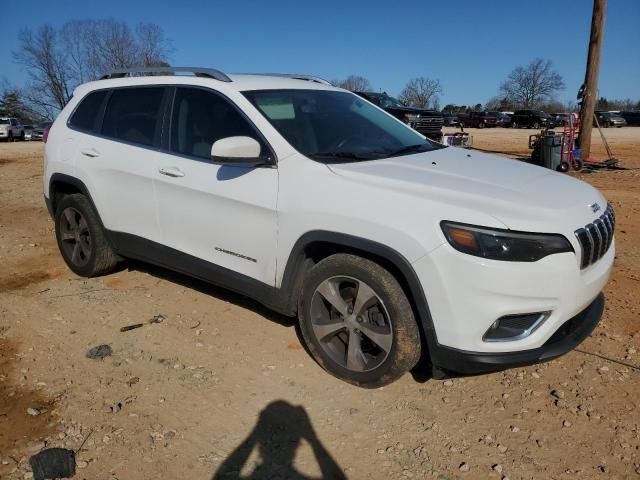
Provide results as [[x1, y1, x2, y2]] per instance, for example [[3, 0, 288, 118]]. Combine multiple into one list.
[[44, 66, 613, 387], [458, 111, 498, 128], [354, 91, 443, 142], [23, 125, 34, 140], [442, 113, 460, 127], [594, 111, 626, 128], [619, 111, 640, 126], [511, 110, 553, 129], [0, 117, 25, 141], [31, 122, 52, 140], [488, 111, 512, 128]]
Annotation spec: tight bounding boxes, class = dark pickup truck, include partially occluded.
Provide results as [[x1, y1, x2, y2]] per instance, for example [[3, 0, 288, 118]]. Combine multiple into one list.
[[511, 110, 553, 129], [355, 91, 443, 142], [458, 111, 498, 128]]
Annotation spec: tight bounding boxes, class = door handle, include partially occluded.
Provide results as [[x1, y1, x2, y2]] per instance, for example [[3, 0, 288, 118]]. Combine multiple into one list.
[[81, 148, 100, 158], [158, 166, 185, 178]]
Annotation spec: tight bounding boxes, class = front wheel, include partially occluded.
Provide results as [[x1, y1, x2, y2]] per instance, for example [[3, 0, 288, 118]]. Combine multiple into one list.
[[512, 122, 518, 128], [478, 122, 485, 129], [298, 254, 421, 388], [533, 122, 540, 129]]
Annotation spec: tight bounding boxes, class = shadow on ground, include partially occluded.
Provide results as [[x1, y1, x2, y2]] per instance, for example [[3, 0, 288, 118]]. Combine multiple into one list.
[[212, 400, 346, 480]]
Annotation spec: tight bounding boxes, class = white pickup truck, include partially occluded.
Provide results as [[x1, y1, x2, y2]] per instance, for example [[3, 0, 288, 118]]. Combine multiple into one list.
[[0, 117, 25, 141]]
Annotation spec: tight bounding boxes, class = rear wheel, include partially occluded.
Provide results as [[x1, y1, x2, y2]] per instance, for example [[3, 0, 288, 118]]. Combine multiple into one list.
[[55, 194, 120, 277], [478, 122, 485, 129], [533, 122, 540, 129], [20, 131, 25, 141], [512, 122, 518, 128], [298, 254, 421, 388]]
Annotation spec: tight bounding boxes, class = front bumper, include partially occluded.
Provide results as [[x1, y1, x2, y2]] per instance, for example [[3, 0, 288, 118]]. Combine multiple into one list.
[[0, 130, 9, 138], [429, 293, 604, 373]]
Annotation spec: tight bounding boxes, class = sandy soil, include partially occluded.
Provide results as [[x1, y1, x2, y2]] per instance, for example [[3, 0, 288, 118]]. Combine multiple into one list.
[[1, 129, 639, 480]]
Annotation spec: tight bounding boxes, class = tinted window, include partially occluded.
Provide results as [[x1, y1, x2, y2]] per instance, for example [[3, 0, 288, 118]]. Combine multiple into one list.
[[70, 90, 108, 132], [170, 88, 259, 159], [102, 88, 165, 147]]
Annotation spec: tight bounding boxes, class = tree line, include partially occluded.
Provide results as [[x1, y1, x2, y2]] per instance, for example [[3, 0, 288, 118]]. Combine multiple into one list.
[[333, 58, 638, 114]]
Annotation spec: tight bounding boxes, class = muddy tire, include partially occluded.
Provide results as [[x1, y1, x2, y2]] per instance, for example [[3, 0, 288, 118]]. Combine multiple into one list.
[[298, 254, 421, 388], [54, 194, 120, 277]]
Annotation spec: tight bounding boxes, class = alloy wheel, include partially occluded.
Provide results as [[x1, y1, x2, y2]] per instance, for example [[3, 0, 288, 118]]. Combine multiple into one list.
[[59, 207, 92, 267], [309, 276, 393, 372]]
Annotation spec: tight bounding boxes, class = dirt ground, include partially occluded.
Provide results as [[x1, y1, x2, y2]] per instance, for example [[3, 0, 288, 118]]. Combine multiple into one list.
[[1, 127, 639, 480]]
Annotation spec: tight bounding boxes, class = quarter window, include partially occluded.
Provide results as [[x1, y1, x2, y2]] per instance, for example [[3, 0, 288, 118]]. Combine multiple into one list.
[[102, 88, 165, 147], [170, 88, 260, 160], [69, 90, 108, 132]]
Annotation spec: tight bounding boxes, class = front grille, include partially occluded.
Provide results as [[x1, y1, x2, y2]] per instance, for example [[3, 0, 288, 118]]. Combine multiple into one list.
[[413, 117, 444, 129], [574, 204, 615, 269]]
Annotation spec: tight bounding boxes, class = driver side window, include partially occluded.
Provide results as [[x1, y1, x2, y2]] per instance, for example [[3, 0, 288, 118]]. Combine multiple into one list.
[[170, 88, 261, 160]]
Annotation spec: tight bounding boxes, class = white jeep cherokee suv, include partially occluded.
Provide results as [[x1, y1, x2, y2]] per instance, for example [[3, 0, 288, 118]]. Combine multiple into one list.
[[44, 67, 614, 387]]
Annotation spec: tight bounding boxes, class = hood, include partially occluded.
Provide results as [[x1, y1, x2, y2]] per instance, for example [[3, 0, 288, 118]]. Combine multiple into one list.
[[327, 147, 606, 233]]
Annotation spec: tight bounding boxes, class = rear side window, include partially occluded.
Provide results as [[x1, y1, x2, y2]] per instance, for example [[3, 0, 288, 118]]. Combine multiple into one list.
[[69, 90, 108, 132], [170, 87, 259, 159], [102, 88, 165, 147]]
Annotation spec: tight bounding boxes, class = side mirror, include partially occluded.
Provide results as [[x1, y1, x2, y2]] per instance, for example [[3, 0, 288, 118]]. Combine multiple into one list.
[[211, 136, 264, 165]]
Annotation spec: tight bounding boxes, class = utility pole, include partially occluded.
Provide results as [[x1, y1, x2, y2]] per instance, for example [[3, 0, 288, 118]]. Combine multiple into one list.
[[578, 0, 607, 161]]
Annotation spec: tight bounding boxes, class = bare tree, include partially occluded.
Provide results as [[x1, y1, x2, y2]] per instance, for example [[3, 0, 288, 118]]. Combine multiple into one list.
[[13, 19, 172, 118], [399, 77, 443, 109], [136, 23, 173, 67], [499, 58, 564, 109], [333, 75, 372, 91]]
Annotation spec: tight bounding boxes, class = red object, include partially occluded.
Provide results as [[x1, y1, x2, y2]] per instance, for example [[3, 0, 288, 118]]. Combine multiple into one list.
[[43, 126, 51, 143], [560, 113, 580, 168]]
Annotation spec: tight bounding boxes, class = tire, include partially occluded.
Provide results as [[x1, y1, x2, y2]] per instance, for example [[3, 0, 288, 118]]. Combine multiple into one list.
[[533, 122, 540, 129], [54, 194, 120, 277], [573, 160, 583, 171], [478, 122, 485, 129], [557, 161, 570, 173], [20, 131, 25, 141], [7, 132, 13, 142], [298, 254, 421, 388], [512, 122, 518, 128]]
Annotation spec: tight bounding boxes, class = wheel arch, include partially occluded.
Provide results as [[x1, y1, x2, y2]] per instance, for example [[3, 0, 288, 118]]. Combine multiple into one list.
[[279, 231, 439, 352]]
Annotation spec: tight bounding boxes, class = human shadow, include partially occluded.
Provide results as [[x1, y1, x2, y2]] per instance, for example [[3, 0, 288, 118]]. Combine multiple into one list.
[[212, 400, 346, 480]]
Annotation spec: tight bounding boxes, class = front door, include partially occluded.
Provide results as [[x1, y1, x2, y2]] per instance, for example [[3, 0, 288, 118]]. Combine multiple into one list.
[[153, 87, 278, 285]]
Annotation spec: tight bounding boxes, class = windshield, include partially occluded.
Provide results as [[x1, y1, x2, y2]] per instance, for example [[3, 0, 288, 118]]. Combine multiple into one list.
[[243, 89, 439, 162]]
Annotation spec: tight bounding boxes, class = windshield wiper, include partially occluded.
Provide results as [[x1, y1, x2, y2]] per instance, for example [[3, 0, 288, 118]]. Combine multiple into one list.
[[384, 144, 429, 157], [309, 151, 376, 162]]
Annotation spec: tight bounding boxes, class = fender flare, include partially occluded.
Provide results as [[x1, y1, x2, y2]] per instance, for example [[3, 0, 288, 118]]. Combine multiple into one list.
[[279, 230, 439, 348]]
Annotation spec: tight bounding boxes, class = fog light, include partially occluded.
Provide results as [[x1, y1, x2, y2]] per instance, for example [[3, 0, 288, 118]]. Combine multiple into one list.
[[483, 312, 550, 342]]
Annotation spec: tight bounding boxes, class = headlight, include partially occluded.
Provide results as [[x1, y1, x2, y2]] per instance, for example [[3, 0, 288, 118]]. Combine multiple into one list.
[[441, 221, 573, 262], [403, 113, 420, 123]]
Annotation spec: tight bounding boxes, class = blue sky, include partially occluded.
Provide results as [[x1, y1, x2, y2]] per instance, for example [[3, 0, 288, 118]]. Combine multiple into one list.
[[1, 0, 638, 106]]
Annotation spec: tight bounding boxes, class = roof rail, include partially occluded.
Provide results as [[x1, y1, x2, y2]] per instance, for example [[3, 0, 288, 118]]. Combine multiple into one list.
[[100, 66, 231, 82], [244, 73, 333, 86]]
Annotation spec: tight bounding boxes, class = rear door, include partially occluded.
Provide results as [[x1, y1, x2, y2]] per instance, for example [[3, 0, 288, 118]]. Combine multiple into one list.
[[72, 86, 168, 244], [153, 86, 278, 285]]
